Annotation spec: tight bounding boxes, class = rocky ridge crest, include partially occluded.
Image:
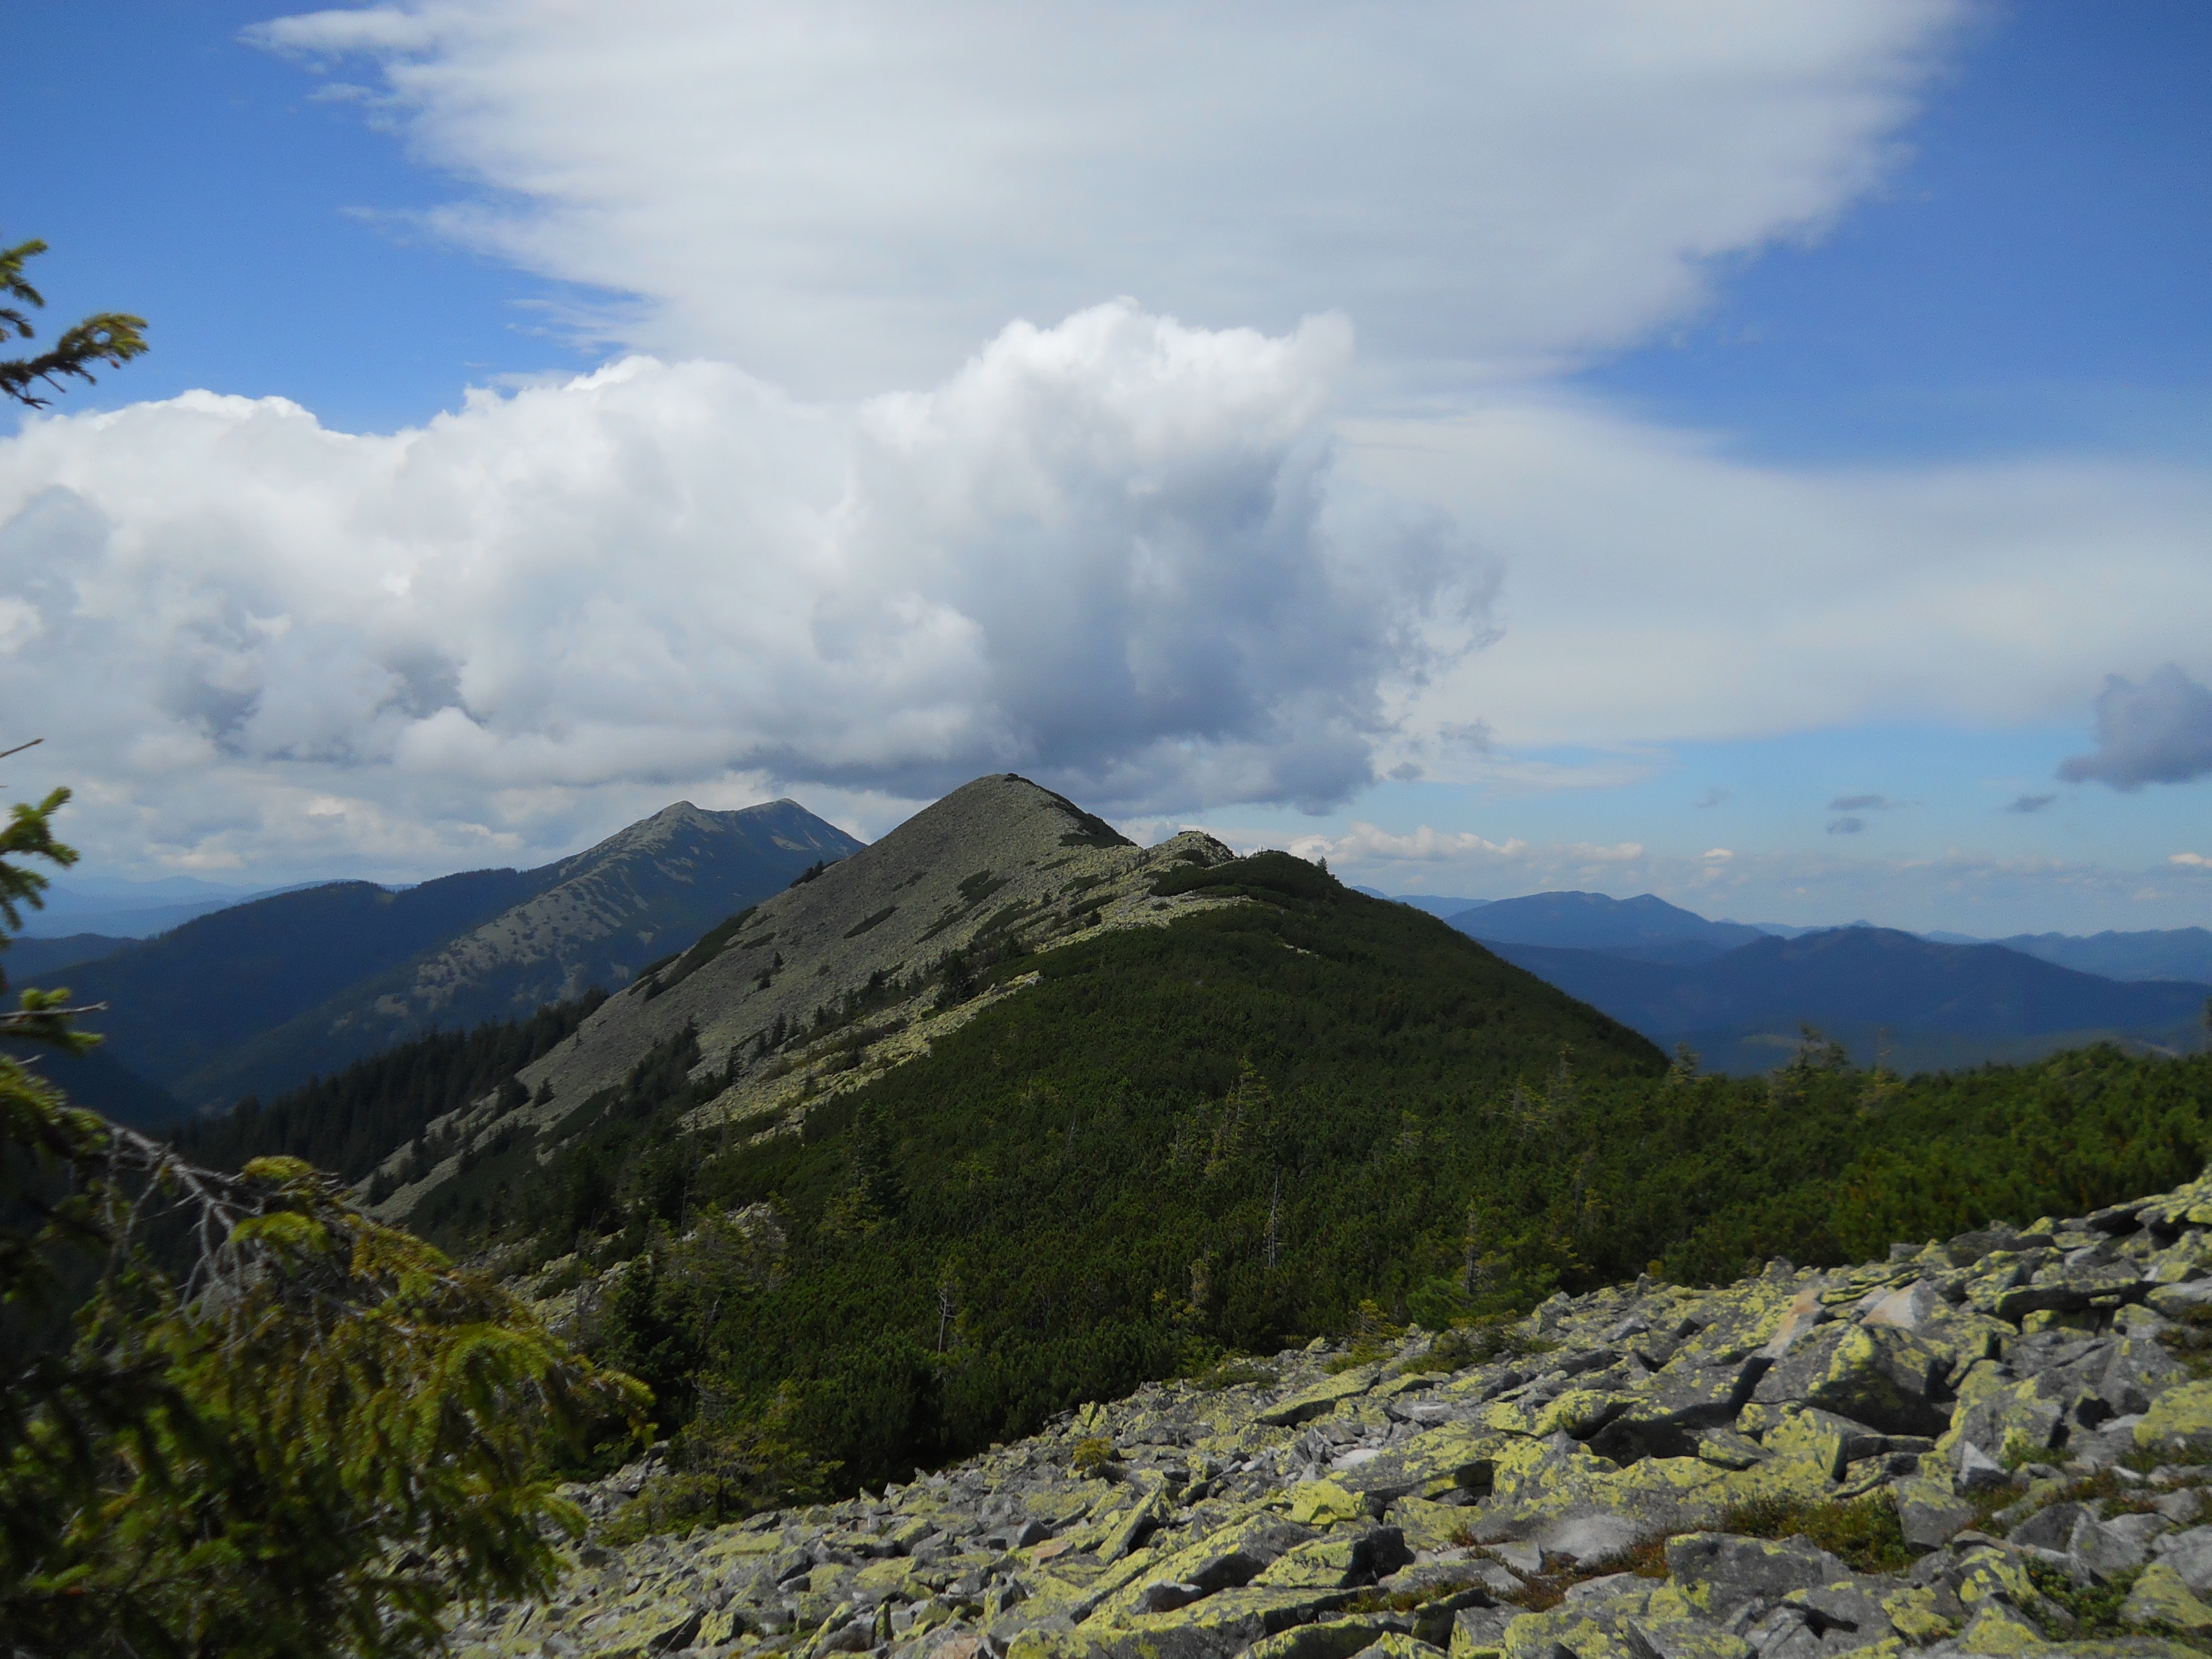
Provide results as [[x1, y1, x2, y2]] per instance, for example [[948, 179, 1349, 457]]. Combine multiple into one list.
[[449, 1169, 2212, 1659], [374, 775, 1239, 1222], [176, 796, 864, 1113], [381, 800, 863, 1025]]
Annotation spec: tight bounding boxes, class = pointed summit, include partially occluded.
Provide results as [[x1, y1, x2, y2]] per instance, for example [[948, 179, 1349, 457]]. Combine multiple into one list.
[[23, 794, 870, 1124], [376, 775, 1232, 1216]]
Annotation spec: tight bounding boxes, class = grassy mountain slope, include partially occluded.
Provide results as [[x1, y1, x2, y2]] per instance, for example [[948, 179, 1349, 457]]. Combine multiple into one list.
[[517, 776, 1152, 1112], [364, 775, 1239, 1220], [393, 864, 2212, 1498], [164, 773, 2212, 1508], [384, 843, 1669, 1484]]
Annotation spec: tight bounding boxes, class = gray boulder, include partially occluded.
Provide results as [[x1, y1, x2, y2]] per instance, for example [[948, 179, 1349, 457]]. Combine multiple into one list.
[[1750, 1325, 1951, 1437]]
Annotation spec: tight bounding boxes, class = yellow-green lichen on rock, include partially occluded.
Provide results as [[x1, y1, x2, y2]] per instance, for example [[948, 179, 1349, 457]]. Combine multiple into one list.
[[2135, 1381, 2212, 1457], [437, 1167, 2212, 1659]]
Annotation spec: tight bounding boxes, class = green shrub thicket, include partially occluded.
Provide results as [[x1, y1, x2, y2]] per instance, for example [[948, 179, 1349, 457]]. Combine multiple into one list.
[[172, 990, 607, 1182], [192, 853, 2212, 1514], [496, 859, 2212, 1501]]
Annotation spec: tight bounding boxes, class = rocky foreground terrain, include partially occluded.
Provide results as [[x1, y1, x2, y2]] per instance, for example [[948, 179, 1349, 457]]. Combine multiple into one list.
[[450, 1169, 2212, 1659]]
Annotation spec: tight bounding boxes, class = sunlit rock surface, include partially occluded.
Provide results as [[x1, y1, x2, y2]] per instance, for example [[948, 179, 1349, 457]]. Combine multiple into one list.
[[447, 1171, 2212, 1659]]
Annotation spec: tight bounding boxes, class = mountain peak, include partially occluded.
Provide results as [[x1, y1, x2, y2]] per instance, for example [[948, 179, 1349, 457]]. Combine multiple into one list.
[[373, 775, 1216, 1220], [1451, 889, 1768, 955], [81, 797, 871, 1114]]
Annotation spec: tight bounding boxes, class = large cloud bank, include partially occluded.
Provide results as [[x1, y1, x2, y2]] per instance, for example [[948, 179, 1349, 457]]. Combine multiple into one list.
[[253, 0, 1961, 396], [14, 0, 2209, 907], [1343, 407, 2212, 766], [0, 304, 1486, 872]]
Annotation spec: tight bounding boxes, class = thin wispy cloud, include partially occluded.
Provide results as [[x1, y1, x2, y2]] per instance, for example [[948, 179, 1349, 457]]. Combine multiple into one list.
[[249, 1, 1964, 399], [1346, 405, 2212, 756]]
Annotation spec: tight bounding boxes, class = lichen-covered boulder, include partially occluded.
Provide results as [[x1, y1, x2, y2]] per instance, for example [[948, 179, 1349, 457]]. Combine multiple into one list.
[[2136, 1380, 2212, 1458], [2121, 1561, 2212, 1633], [1752, 1324, 1952, 1437], [1663, 1534, 1849, 1622], [435, 1166, 2212, 1659], [1262, 1368, 1385, 1427]]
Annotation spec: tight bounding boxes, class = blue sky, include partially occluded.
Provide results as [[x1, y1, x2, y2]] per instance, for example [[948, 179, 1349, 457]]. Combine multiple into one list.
[[8, 2, 600, 434], [1581, 3, 2212, 467], [4, 2, 2209, 935]]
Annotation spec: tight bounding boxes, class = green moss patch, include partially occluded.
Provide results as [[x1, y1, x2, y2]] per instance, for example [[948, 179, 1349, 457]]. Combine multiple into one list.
[[1717, 1492, 1911, 1575]]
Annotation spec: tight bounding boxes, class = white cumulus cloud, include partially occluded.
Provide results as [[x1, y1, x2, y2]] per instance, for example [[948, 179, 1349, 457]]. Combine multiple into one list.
[[0, 303, 1488, 876], [1285, 823, 1530, 865]]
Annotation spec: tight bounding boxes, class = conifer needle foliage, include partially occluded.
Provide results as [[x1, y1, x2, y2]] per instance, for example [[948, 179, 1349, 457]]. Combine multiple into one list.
[[0, 236, 147, 408], [0, 790, 650, 1659]]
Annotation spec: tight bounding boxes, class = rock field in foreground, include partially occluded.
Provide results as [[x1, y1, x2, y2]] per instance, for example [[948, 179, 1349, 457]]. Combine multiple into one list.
[[451, 1169, 2212, 1659]]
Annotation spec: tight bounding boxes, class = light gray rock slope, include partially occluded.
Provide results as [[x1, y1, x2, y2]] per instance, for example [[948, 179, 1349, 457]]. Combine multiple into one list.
[[448, 1169, 2212, 1659], [374, 774, 1239, 1223]]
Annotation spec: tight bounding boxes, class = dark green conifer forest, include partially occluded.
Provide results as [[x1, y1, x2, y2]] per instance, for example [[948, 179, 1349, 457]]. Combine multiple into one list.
[[184, 853, 2212, 1513]]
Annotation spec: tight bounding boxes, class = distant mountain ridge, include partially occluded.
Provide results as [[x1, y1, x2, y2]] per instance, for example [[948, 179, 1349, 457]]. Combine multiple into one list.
[[1407, 888, 2210, 1073], [1446, 889, 1770, 964], [18, 873, 304, 939], [1, 932, 133, 982], [1484, 925, 2208, 1033], [19, 798, 864, 1120], [46, 868, 544, 1086], [1988, 926, 2212, 985], [1480, 926, 2209, 1075]]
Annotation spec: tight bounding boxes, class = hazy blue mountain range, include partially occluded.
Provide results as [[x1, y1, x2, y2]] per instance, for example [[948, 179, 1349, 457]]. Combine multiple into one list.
[[1724, 919, 1870, 940], [15, 798, 863, 1124], [34, 868, 545, 1097], [1982, 927, 2212, 985], [1413, 887, 2212, 987], [1477, 926, 2209, 1076], [17, 874, 289, 939], [1443, 889, 1771, 964]]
